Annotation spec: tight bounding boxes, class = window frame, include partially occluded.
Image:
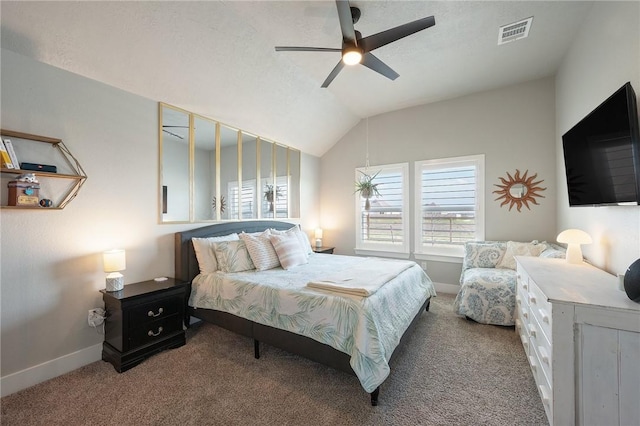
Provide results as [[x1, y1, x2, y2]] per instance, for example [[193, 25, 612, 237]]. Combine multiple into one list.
[[413, 154, 485, 261], [354, 162, 410, 258]]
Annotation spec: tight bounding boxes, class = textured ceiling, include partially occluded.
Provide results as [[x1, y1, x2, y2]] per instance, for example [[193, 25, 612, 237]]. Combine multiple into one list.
[[0, 1, 594, 156]]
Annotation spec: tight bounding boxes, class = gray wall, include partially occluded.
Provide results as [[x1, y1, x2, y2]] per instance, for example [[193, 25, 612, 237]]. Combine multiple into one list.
[[319, 77, 558, 286], [0, 48, 320, 385], [555, 2, 640, 275]]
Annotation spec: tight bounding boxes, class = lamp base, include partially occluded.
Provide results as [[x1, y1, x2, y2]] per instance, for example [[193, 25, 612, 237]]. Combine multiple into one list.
[[315, 239, 322, 248], [106, 273, 124, 292], [565, 244, 583, 264]]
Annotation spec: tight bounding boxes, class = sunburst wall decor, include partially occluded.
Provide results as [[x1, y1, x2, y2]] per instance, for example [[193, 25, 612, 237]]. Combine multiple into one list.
[[493, 169, 546, 212]]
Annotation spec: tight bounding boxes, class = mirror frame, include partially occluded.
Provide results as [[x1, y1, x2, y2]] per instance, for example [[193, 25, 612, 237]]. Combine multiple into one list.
[[492, 169, 546, 212], [159, 102, 301, 223]]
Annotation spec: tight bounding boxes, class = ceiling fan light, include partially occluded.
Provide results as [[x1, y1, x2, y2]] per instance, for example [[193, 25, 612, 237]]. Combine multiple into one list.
[[342, 49, 362, 65]]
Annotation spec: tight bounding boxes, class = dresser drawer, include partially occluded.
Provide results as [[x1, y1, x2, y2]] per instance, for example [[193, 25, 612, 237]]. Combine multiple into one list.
[[130, 314, 183, 348], [129, 295, 183, 326], [530, 344, 553, 420], [530, 313, 553, 382], [528, 280, 552, 341]]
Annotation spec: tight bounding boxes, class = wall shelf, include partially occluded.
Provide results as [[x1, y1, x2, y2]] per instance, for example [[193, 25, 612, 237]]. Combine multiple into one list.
[[0, 129, 87, 209]]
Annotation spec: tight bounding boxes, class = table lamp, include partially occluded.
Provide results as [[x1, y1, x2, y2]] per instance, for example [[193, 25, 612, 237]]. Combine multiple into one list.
[[103, 249, 126, 291], [556, 229, 592, 264], [314, 228, 323, 248]]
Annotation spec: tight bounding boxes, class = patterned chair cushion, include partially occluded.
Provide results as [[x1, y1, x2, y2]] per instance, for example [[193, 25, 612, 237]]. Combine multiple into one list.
[[453, 268, 517, 326], [461, 242, 506, 277]]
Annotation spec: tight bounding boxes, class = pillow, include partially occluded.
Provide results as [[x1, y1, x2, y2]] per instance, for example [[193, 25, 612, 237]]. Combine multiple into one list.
[[269, 233, 308, 270], [462, 242, 506, 270], [540, 248, 566, 259], [239, 231, 280, 271], [192, 233, 239, 274], [212, 240, 255, 273], [270, 226, 311, 258], [496, 241, 547, 270]]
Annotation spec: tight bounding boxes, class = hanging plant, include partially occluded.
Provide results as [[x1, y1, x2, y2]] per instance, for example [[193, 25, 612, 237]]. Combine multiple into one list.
[[264, 184, 282, 212], [355, 170, 381, 210]]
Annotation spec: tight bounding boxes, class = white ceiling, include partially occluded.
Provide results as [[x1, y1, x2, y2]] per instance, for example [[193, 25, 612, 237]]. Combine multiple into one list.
[[0, 1, 594, 157]]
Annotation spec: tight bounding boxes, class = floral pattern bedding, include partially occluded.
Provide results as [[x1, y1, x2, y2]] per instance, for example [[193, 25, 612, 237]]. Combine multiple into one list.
[[189, 254, 436, 393]]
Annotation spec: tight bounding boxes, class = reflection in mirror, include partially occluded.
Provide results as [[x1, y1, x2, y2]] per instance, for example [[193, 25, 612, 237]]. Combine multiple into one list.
[[275, 144, 289, 218], [194, 115, 217, 221], [289, 148, 301, 218], [509, 183, 527, 199], [241, 133, 258, 219], [261, 140, 274, 218], [160, 104, 190, 222], [219, 124, 238, 220]]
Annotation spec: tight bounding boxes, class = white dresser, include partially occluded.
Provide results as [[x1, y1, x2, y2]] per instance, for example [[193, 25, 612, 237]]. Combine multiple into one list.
[[515, 256, 640, 426]]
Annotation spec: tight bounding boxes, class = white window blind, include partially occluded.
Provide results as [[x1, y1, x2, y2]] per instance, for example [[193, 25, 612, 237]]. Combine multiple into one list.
[[355, 163, 409, 256], [228, 180, 257, 220], [414, 155, 484, 258]]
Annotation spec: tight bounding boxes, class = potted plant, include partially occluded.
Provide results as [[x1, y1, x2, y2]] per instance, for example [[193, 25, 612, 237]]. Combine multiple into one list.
[[264, 184, 282, 212], [355, 170, 381, 210]]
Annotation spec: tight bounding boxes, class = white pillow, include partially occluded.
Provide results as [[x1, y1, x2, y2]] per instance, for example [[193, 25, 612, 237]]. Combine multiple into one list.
[[496, 241, 547, 270], [212, 240, 255, 273], [270, 225, 311, 257], [192, 233, 239, 274], [240, 231, 281, 271], [269, 233, 308, 270]]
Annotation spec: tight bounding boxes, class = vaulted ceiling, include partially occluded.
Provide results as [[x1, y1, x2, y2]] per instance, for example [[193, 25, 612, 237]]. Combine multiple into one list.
[[1, 1, 594, 156]]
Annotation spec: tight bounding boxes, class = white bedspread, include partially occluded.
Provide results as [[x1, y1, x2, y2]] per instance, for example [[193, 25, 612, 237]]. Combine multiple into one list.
[[189, 254, 436, 393], [306, 258, 415, 296]]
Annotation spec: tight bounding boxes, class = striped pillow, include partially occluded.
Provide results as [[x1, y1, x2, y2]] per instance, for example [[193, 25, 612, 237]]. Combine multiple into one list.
[[269, 233, 308, 270], [270, 225, 310, 258], [240, 231, 281, 271]]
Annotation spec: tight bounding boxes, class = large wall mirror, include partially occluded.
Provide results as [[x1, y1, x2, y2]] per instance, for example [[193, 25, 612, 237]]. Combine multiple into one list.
[[159, 103, 301, 223]]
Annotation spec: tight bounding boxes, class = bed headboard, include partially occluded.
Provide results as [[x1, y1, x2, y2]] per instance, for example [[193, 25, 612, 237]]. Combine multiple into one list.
[[174, 220, 297, 283]]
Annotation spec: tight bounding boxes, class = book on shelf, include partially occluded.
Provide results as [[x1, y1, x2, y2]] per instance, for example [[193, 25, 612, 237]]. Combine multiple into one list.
[[3, 139, 20, 169], [0, 139, 15, 169]]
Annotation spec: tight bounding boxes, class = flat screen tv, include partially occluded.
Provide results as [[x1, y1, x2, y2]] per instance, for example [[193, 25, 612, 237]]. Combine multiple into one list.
[[562, 82, 640, 206]]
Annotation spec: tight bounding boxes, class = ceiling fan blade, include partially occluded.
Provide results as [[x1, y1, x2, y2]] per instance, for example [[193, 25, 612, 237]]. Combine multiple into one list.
[[359, 16, 435, 52], [361, 53, 399, 81], [275, 46, 341, 52], [321, 60, 345, 88], [335, 0, 356, 44], [162, 125, 188, 128]]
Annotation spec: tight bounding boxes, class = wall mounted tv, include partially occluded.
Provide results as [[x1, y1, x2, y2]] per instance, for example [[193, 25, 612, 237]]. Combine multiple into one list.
[[562, 82, 640, 206]]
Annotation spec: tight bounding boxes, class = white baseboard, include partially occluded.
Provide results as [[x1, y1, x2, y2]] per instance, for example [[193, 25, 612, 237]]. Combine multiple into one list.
[[0, 343, 102, 397], [433, 282, 460, 294]]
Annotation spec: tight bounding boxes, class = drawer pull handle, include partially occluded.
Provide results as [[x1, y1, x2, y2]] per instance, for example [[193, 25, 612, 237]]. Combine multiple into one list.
[[539, 347, 550, 365], [538, 309, 549, 323], [148, 308, 164, 317], [529, 356, 538, 372], [522, 283, 528, 290], [516, 297, 521, 305], [529, 295, 537, 304], [530, 326, 537, 338], [538, 385, 550, 406], [523, 311, 528, 319], [148, 327, 164, 337]]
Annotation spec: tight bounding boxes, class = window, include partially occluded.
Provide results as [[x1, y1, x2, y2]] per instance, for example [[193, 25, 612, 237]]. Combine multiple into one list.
[[414, 155, 484, 260], [228, 180, 257, 219], [261, 176, 289, 218], [355, 163, 410, 257]]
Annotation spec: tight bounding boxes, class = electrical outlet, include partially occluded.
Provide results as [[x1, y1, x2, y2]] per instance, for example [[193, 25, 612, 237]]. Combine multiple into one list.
[[88, 308, 105, 327]]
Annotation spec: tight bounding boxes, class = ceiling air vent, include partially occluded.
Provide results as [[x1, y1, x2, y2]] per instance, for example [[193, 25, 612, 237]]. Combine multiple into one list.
[[498, 17, 533, 45]]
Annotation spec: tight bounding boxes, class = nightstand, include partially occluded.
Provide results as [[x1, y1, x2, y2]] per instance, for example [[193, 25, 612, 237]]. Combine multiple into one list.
[[313, 246, 335, 254], [100, 278, 188, 373]]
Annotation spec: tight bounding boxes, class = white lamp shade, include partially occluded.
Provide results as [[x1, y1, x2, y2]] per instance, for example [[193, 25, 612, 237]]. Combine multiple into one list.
[[314, 228, 323, 239], [103, 249, 126, 272], [557, 229, 592, 244]]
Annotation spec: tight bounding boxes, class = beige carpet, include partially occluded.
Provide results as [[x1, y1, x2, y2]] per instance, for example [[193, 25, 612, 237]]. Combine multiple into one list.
[[1, 294, 548, 425]]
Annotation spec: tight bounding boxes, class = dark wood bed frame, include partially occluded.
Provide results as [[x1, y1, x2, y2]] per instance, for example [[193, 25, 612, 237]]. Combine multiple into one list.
[[175, 220, 431, 406]]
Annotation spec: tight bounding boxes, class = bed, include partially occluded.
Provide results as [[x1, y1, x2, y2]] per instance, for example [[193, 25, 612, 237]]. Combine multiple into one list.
[[175, 220, 436, 405]]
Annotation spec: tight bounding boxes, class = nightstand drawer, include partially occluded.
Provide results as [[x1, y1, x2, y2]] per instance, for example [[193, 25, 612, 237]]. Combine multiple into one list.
[[129, 295, 183, 325], [130, 314, 183, 348]]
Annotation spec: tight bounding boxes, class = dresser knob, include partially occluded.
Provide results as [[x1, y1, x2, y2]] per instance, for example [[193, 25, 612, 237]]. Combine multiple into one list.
[[148, 327, 163, 337], [148, 307, 164, 317]]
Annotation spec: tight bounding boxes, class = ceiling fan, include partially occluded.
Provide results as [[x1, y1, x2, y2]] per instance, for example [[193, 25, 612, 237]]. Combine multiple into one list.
[[275, 0, 435, 88]]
